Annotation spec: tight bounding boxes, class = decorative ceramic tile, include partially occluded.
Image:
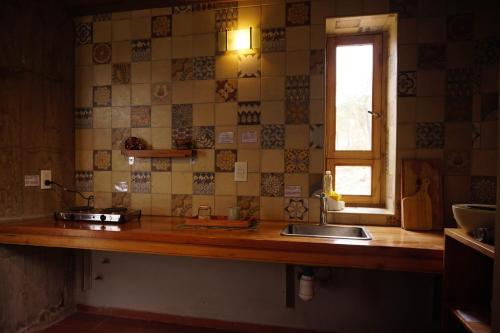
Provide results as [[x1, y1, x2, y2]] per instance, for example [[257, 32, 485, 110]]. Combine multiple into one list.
[[285, 75, 309, 124], [112, 128, 131, 149], [172, 127, 193, 148], [215, 80, 238, 102], [172, 104, 193, 128], [193, 57, 215, 80], [309, 173, 322, 196], [237, 196, 259, 219], [397, 71, 417, 97], [112, 192, 131, 208], [215, 7, 238, 32], [131, 106, 151, 127], [261, 125, 285, 149], [474, 36, 500, 66], [309, 50, 324, 75], [238, 53, 261, 78], [193, 126, 215, 149], [171, 194, 193, 217], [262, 28, 286, 53], [261, 173, 284, 197], [193, 172, 215, 195], [445, 151, 470, 175], [151, 82, 171, 105], [192, 2, 215, 11], [75, 171, 93, 192], [285, 100, 309, 124], [389, 0, 417, 18], [286, 2, 310, 27], [93, 86, 112, 107], [286, 75, 309, 100], [112, 64, 131, 84], [93, 13, 111, 22], [75, 23, 92, 45], [284, 198, 308, 221], [238, 102, 261, 125], [471, 176, 496, 204], [75, 108, 93, 128], [151, 15, 172, 38], [309, 124, 324, 148], [131, 39, 152, 62], [447, 14, 474, 41], [472, 122, 481, 148], [93, 150, 112, 171], [416, 123, 444, 148], [215, 150, 237, 172], [446, 68, 473, 121], [481, 92, 499, 121], [285, 149, 309, 173], [93, 43, 112, 64], [418, 44, 446, 70], [174, 5, 192, 14], [446, 95, 472, 121], [152, 158, 172, 171], [131, 171, 151, 193], [172, 58, 193, 81]]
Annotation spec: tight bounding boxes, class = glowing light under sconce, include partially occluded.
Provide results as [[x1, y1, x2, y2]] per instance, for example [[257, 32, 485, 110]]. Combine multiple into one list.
[[218, 28, 260, 52]]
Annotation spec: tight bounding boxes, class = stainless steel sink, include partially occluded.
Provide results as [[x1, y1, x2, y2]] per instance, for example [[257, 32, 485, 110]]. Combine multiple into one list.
[[281, 224, 372, 240]]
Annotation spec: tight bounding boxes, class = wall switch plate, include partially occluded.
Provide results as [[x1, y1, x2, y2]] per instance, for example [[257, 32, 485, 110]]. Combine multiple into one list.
[[234, 162, 247, 182], [40, 170, 52, 189]]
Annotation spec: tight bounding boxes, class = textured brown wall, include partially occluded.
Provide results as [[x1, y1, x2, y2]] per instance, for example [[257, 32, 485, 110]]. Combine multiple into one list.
[[0, 1, 76, 332]]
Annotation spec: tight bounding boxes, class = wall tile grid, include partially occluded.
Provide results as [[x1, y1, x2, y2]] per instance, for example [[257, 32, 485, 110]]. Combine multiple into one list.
[[74, 0, 499, 224]]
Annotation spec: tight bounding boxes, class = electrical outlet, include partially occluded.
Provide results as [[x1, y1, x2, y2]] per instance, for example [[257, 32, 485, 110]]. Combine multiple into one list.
[[234, 162, 247, 182], [40, 170, 52, 189]]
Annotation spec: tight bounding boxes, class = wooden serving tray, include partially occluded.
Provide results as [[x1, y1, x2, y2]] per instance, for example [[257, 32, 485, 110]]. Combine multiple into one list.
[[185, 216, 255, 228]]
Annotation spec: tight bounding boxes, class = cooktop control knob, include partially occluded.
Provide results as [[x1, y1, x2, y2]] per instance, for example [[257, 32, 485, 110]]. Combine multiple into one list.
[[100, 214, 106, 222]]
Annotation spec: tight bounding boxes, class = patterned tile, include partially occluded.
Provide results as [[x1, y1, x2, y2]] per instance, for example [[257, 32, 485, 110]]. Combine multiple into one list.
[[238, 102, 261, 125], [93, 42, 112, 64], [131, 106, 151, 128], [75, 108, 93, 129], [389, 0, 417, 18], [151, 15, 172, 38], [471, 176, 496, 205], [75, 171, 93, 192], [284, 198, 309, 221], [112, 192, 131, 208], [285, 149, 309, 173], [237, 196, 259, 219], [447, 14, 474, 42], [193, 172, 215, 195], [261, 173, 284, 197], [93, 13, 111, 22], [174, 5, 192, 14], [112, 64, 131, 85], [286, 1, 310, 27], [172, 127, 193, 149], [215, 80, 238, 102], [93, 150, 112, 171], [285, 100, 309, 124], [472, 122, 481, 148], [93, 86, 111, 107], [131, 39, 152, 62], [193, 126, 215, 149], [286, 75, 309, 101], [238, 53, 261, 78], [310, 50, 324, 75], [152, 82, 171, 105], [474, 37, 500, 66], [285, 75, 309, 124], [481, 92, 499, 121], [75, 22, 92, 45], [112, 128, 131, 149], [446, 68, 473, 121], [192, 2, 215, 11], [397, 71, 417, 97], [215, 150, 237, 172], [445, 151, 470, 175], [131, 171, 151, 193], [215, 7, 238, 32], [152, 158, 172, 171], [193, 57, 215, 80], [416, 123, 444, 149], [172, 104, 193, 128], [309, 124, 324, 149], [261, 125, 285, 149], [171, 194, 192, 217], [418, 44, 446, 70], [262, 28, 286, 53], [172, 58, 193, 81], [309, 173, 322, 196]]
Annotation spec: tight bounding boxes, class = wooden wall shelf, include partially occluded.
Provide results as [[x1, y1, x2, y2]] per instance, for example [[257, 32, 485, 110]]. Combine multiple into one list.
[[121, 149, 193, 158]]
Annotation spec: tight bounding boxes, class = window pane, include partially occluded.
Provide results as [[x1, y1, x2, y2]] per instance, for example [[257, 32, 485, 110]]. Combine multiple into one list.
[[335, 44, 373, 151], [335, 165, 372, 195]]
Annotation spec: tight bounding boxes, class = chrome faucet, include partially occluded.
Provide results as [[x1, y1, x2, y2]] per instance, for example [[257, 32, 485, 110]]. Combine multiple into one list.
[[319, 192, 328, 226]]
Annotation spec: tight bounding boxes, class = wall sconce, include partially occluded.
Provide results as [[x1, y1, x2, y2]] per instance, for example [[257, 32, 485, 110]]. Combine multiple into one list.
[[218, 28, 260, 52]]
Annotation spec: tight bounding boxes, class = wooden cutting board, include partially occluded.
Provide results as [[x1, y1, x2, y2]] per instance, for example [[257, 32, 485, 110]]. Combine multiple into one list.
[[401, 159, 443, 230]]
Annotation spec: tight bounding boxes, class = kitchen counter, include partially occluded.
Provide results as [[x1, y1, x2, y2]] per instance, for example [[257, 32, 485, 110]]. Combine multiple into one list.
[[0, 216, 444, 273]]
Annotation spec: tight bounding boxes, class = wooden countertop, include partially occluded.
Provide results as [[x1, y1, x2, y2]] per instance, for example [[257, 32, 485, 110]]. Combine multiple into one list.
[[0, 216, 444, 273]]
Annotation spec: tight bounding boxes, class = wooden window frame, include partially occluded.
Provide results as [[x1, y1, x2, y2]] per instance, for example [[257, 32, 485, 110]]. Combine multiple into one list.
[[325, 34, 383, 206]]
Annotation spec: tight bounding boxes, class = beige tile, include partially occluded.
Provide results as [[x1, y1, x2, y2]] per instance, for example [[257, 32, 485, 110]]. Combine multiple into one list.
[[261, 101, 285, 124], [193, 103, 215, 126], [112, 11, 131, 20], [94, 64, 111, 85], [112, 150, 131, 171], [308, 197, 320, 222], [215, 173, 236, 195], [94, 171, 112, 192], [171, 172, 193, 194], [237, 149, 260, 172], [152, 37, 172, 60], [445, 123, 471, 149], [193, 33, 216, 57], [309, 149, 324, 173], [172, 81, 193, 104], [236, 173, 260, 196], [151, 193, 171, 215], [76, 66, 92, 90], [131, 193, 152, 215], [446, 41, 474, 69], [398, 44, 417, 71], [471, 150, 497, 176], [172, 36, 193, 58], [131, 62, 151, 83], [287, 26, 310, 51], [285, 125, 309, 149], [284, 173, 309, 197], [172, 157, 193, 172], [398, 18, 417, 44], [261, 77, 285, 101], [238, 78, 261, 101], [238, 126, 260, 149], [93, 107, 112, 128], [151, 105, 171, 127], [397, 97, 416, 123], [416, 97, 445, 122], [151, 128, 171, 149], [76, 150, 93, 170], [75, 129, 93, 150], [192, 195, 215, 216], [111, 171, 131, 191], [261, 149, 284, 172], [193, 11, 215, 34], [112, 41, 132, 63], [112, 85, 131, 106], [152, 61, 171, 82], [415, 149, 443, 160], [193, 149, 215, 172], [310, 25, 325, 50], [262, 3, 285, 28], [216, 54, 238, 79], [309, 99, 325, 124], [417, 70, 445, 97], [111, 107, 131, 128], [132, 157, 152, 171], [238, 6, 261, 28], [335, 0, 363, 16], [93, 128, 112, 149], [260, 197, 284, 220], [131, 128, 152, 147], [131, 83, 151, 105], [397, 123, 416, 149], [94, 192, 112, 209], [215, 126, 238, 149], [481, 121, 497, 149], [310, 75, 324, 100], [417, 18, 446, 43], [151, 172, 172, 193], [75, 85, 93, 108], [112, 19, 131, 41], [214, 195, 237, 216], [286, 51, 309, 75], [152, 7, 172, 16], [215, 102, 238, 125], [311, 0, 335, 25], [131, 17, 151, 39], [262, 52, 285, 77], [193, 80, 216, 103], [76, 45, 92, 66], [173, 13, 193, 36]]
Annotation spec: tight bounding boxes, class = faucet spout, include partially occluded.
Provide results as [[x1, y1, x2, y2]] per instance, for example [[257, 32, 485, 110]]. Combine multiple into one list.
[[319, 192, 328, 226]]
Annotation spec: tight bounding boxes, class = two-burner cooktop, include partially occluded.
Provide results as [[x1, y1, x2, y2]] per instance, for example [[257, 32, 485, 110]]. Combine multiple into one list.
[[55, 207, 141, 223]]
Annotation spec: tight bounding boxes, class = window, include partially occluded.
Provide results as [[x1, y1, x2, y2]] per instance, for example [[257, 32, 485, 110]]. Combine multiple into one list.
[[326, 34, 383, 205]]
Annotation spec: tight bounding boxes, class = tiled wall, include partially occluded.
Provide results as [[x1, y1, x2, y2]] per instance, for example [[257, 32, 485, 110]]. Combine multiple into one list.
[[74, 0, 499, 225]]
